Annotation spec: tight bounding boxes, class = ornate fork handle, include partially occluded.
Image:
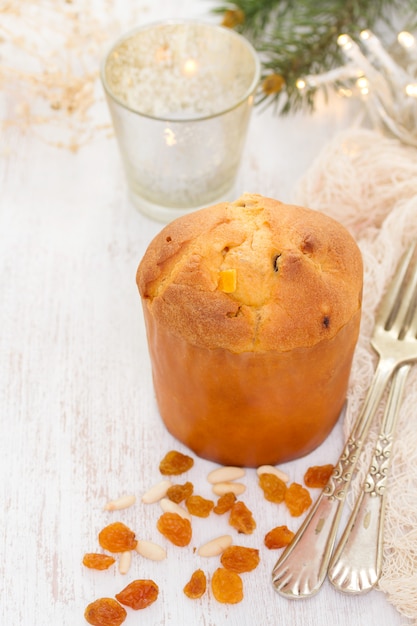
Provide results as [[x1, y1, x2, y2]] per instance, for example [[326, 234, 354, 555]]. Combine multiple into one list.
[[328, 364, 410, 594], [272, 360, 394, 598]]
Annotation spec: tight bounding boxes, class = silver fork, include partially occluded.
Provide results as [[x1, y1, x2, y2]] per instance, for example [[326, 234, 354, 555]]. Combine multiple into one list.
[[327, 362, 411, 593], [272, 241, 417, 599]]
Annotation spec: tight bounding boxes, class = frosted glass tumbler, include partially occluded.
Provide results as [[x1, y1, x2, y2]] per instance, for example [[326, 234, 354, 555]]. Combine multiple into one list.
[[101, 20, 260, 222]]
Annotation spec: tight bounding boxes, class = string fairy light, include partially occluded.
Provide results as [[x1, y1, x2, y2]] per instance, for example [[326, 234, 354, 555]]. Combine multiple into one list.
[[296, 65, 364, 91], [296, 28, 417, 148]]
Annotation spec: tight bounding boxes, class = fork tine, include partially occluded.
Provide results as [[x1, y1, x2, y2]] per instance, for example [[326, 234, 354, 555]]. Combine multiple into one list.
[[375, 241, 416, 330], [405, 275, 417, 338], [389, 243, 417, 337]]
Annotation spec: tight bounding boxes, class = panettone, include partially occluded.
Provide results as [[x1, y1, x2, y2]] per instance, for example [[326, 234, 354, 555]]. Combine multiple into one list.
[[136, 193, 363, 467]]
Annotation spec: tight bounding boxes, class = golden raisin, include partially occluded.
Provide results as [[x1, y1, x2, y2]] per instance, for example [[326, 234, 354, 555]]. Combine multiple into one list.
[[115, 579, 159, 610], [264, 525, 295, 549], [166, 481, 194, 503], [258, 472, 287, 503], [304, 464, 334, 489], [183, 569, 207, 599], [159, 450, 194, 475], [82, 553, 115, 570], [156, 512, 192, 546], [185, 495, 214, 518], [213, 491, 236, 515], [98, 522, 137, 553], [229, 501, 256, 534], [285, 483, 312, 517], [84, 598, 126, 626], [211, 567, 243, 604], [220, 546, 260, 573]]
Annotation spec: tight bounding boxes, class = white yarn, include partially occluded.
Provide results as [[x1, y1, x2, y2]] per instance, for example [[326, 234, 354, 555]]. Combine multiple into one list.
[[294, 128, 417, 623]]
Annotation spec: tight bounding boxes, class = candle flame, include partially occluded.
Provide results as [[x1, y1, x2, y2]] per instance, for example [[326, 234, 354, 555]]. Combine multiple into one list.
[[182, 58, 198, 77]]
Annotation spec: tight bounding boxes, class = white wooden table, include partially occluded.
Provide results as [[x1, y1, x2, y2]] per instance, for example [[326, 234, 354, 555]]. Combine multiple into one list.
[[0, 2, 412, 625]]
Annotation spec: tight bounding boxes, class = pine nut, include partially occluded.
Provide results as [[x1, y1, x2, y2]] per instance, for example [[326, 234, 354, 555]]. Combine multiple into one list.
[[207, 466, 246, 484], [103, 494, 136, 511], [211, 482, 246, 496], [135, 540, 167, 561], [197, 535, 233, 557], [118, 550, 132, 575], [142, 480, 172, 504], [256, 465, 289, 483], [160, 497, 192, 521]]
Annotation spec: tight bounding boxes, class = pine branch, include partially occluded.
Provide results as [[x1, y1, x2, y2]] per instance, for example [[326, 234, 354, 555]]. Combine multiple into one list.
[[211, 0, 417, 114]]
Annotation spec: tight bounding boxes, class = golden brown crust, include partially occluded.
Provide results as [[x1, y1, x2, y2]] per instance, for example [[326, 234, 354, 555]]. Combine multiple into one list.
[[136, 193, 363, 353]]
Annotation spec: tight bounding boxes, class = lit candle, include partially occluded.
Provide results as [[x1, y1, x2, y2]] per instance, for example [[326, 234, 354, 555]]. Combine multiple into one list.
[[101, 20, 260, 221]]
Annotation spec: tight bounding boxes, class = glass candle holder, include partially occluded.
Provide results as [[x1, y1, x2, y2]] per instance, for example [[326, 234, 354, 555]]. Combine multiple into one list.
[[101, 20, 260, 222]]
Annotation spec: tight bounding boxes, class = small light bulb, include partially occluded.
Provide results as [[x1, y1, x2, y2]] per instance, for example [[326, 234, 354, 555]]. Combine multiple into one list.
[[296, 78, 306, 90], [360, 29, 370, 40], [337, 34, 351, 50], [405, 82, 417, 98], [356, 76, 369, 95], [398, 31, 415, 49]]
